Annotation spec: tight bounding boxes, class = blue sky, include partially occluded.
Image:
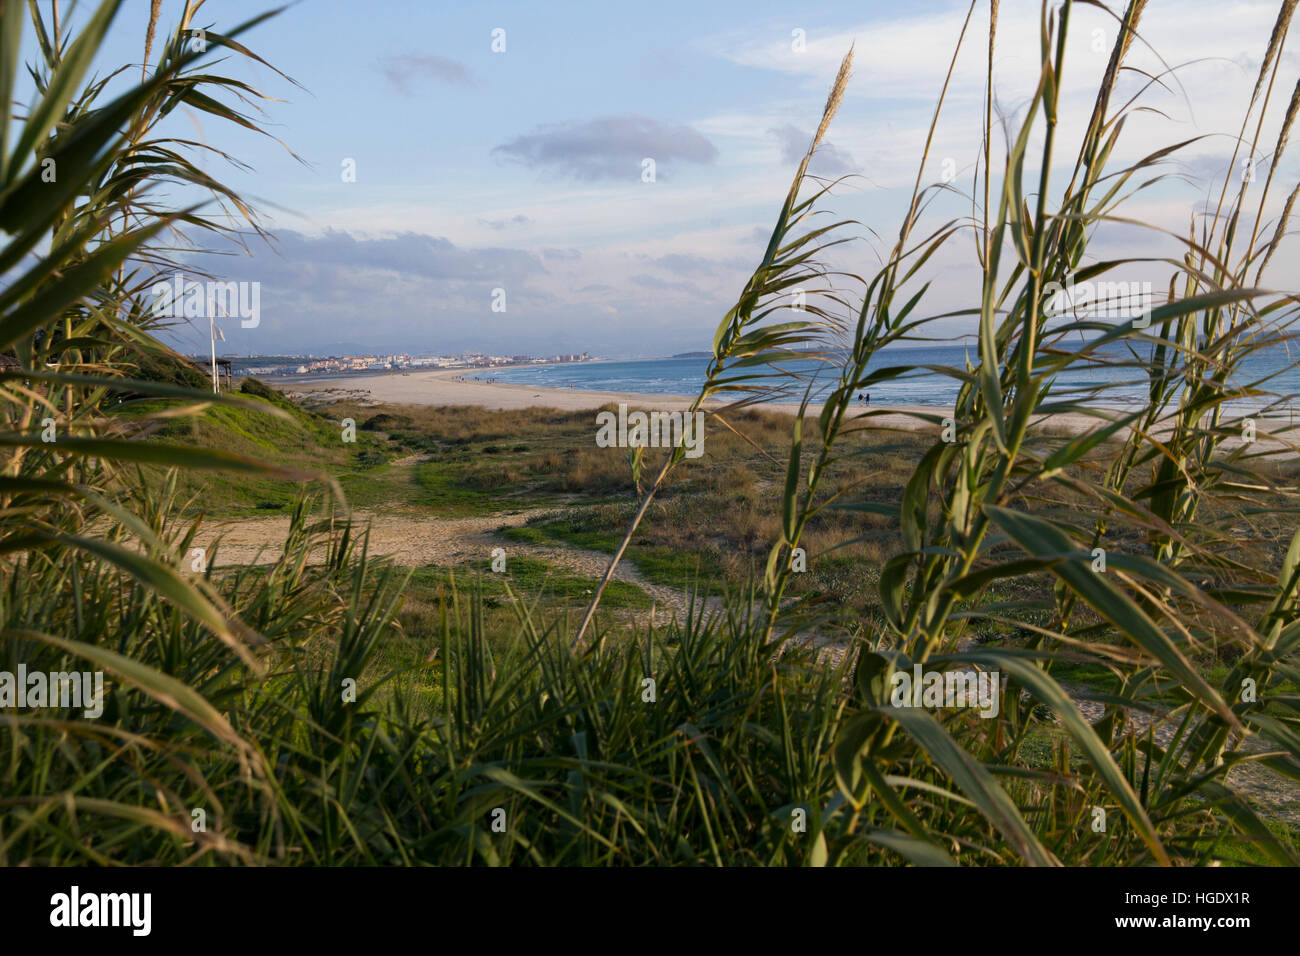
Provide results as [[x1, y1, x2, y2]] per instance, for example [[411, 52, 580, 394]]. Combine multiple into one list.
[[27, 0, 1300, 357]]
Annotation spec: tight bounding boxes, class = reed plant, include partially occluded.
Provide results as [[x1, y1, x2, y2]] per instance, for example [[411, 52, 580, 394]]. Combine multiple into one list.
[[633, 0, 1300, 864]]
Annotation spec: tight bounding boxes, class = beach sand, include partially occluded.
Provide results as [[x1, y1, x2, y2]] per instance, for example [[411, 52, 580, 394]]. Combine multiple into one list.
[[277, 368, 1078, 432], [285, 368, 704, 413], [277, 367, 1300, 448]]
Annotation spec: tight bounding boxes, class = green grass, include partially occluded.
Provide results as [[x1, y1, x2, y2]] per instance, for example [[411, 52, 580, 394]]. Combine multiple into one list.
[[117, 386, 572, 516], [411, 463, 542, 516], [501, 516, 621, 552], [112, 388, 390, 515], [500, 516, 726, 595], [405, 556, 652, 610], [624, 546, 726, 596]]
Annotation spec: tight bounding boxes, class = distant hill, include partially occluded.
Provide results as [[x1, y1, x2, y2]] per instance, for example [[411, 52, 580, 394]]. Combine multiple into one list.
[[671, 351, 712, 359]]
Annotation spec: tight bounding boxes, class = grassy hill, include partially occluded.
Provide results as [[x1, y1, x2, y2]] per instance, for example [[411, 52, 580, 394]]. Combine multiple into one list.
[[114, 379, 394, 514]]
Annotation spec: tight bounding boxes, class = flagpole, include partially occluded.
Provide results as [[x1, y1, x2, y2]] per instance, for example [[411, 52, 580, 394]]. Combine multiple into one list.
[[209, 313, 219, 393]]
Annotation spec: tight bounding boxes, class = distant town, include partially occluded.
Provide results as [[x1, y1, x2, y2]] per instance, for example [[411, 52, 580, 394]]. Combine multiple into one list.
[[190, 351, 595, 378]]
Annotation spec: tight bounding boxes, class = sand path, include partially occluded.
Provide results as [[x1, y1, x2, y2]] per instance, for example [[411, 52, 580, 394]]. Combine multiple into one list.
[[197, 506, 718, 625]]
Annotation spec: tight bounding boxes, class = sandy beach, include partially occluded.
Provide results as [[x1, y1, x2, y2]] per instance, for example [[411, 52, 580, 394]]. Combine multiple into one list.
[[283, 367, 706, 413], [272, 366, 1300, 448], [275, 367, 1116, 434], [273, 368, 1300, 453]]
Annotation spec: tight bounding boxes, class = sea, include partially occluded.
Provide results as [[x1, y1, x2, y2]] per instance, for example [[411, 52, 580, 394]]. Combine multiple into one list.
[[471, 342, 1300, 413]]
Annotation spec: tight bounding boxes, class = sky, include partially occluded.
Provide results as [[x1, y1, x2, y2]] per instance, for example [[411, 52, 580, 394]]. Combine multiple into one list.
[[23, 0, 1300, 357]]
